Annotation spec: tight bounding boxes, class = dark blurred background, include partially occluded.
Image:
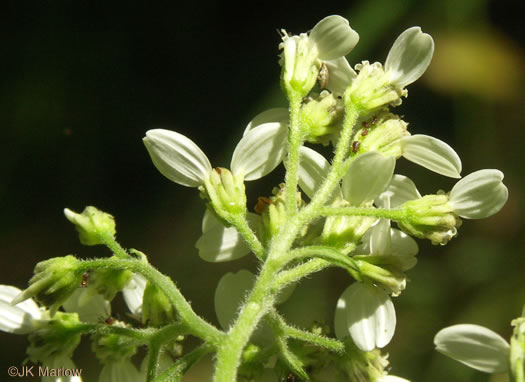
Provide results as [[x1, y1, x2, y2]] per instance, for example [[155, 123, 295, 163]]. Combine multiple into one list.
[[1, 1, 523, 381]]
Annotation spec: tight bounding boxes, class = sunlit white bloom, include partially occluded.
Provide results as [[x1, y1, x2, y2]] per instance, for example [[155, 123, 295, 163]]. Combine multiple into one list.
[[356, 114, 461, 178], [0, 285, 82, 382], [347, 27, 433, 111], [334, 282, 396, 351], [355, 174, 420, 271], [195, 210, 261, 262], [298, 147, 395, 205], [299, 148, 394, 251], [389, 169, 507, 221], [280, 15, 359, 95], [434, 324, 510, 373], [0, 285, 45, 334], [122, 274, 147, 318], [385, 27, 434, 89], [143, 112, 288, 187], [449, 169, 508, 219]]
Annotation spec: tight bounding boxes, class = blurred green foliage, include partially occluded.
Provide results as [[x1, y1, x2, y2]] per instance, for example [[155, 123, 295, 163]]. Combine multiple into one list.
[[1, 1, 523, 381]]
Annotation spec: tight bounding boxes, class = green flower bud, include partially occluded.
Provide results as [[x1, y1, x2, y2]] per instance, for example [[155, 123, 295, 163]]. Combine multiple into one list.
[[322, 199, 376, 254], [12, 255, 82, 315], [92, 320, 138, 363], [142, 282, 176, 327], [202, 167, 247, 218], [89, 264, 132, 301], [355, 260, 406, 296], [280, 31, 320, 97], [398, 194, 461, 245], [345, 61, 406, 112], [26, 311, 82, 363], [356, 113, 409, 158], [64, 206, 116, 246], [301, 91, 343, 145]]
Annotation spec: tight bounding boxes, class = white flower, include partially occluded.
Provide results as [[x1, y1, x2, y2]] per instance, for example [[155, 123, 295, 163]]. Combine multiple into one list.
[[0, 284, 45, 334], [143, 111, 288, 187], [354, 174, 420, 271], [385, 27, 434, 89], [385, 169, 507, 222], [0, 285, 82, 382], [298, 147, 395, 205], [195, 209, 261, 262], [334, 282, 396, 351], [449, 169, 508, 219], [122, 274, 147, 318], [280, 15, 359, 95], [434, 324, 510, 373]]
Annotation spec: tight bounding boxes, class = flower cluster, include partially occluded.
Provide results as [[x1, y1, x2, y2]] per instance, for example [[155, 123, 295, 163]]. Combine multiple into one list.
[[0, 14, 512, 382]]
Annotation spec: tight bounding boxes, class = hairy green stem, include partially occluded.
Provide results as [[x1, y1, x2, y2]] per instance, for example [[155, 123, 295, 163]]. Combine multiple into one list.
[[146, 340, 162, 382], [275, 258, 330, 289], [77, 323, 153, 344], [296, 105, 360, 227], [213, 259, 280, 382], [320, 206, 407, 221], [284, 245, 359, 276], [269, 311, 344, 353], [78, 258, 224, 346], [284, 93, 304, 218], [213, 104, 363, 381], [230, 215, 265, 260], [100, 232, 130, 259]]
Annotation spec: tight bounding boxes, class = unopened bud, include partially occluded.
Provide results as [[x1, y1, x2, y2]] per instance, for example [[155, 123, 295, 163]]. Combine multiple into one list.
[[12, 255, 82, 315], [64, 206, 116, 246], [302, 91, 343, 145], [398, 194, 461, 245], [203, 167, 247, 218], [357, 113, 409, 158], [345, 61, 406, 112]]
